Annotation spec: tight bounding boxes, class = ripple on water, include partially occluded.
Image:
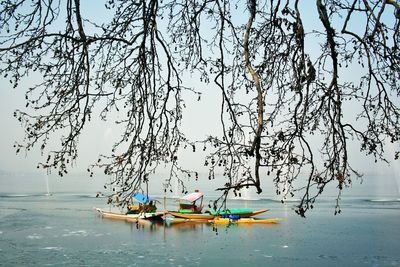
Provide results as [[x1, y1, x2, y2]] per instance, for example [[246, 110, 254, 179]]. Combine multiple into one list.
[[61, 230, 88, 237], [27, 234, 42, 240], [42, 247, 63, 251]]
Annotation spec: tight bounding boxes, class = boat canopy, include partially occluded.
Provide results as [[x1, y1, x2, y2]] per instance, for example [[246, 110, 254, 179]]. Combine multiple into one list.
[[131, 192, 156, 204], [180, 192, 203, 203]]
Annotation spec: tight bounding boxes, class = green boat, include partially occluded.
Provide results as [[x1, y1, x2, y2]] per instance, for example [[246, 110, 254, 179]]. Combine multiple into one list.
[[209, 208, 270, 218], [168, 208, 269, 220]]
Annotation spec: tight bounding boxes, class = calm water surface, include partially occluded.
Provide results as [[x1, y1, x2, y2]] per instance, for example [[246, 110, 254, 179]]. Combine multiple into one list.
[[0, 192, 399, 266]]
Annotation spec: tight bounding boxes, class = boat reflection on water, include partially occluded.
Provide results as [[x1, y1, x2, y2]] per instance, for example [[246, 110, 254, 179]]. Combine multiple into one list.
[[99, 215, 279, 235], [118, 217, 214, 234]]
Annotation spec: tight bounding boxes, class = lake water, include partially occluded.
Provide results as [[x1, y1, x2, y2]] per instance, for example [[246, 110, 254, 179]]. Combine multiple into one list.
[[1, 189, 399, 267]]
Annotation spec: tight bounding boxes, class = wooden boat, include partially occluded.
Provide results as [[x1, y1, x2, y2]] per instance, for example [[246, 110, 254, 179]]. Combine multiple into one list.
[[168, 191, 269, 220], [96, 191, 165, 222], [167, 191, 212, 219], [211, 217, 282, 225], [167, 211, 215, 220], [168, 208, 269, 220], [208, 208, 270, 218], [95, 208, 164, 222]]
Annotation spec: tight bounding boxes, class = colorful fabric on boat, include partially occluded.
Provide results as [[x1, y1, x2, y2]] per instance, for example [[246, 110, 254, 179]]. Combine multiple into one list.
[[220, 214, 240, 219], [209, 208, 253, 215], [131, 192, 156, 203], [178, 209, 194, 213], [180, 192, 203, 202]]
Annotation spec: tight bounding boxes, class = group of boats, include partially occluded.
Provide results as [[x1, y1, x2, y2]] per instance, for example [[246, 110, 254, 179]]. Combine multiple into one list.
[[95, 191, 281, 225]]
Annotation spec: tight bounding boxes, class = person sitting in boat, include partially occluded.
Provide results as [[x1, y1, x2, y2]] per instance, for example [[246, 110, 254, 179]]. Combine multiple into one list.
[[144, 200, 157, 212], [127, 202, 155, 214], [126, 192, 159, 214], [127, 202, 141, 214], [178, 191, 204, 213]]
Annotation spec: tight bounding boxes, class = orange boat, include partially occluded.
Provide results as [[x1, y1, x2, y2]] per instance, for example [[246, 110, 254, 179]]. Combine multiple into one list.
[[167, 211, 215, 220]]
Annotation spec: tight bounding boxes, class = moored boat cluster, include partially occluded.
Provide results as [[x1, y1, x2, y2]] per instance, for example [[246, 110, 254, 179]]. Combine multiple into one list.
[[95, 191, 281, 225]]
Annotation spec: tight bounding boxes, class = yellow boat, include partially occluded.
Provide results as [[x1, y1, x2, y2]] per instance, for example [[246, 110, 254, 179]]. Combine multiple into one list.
[[211, 217, 282, 225]]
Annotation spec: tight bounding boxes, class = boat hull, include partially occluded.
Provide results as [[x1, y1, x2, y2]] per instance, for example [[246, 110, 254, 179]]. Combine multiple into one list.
[[167, 209, 269, 220], [210, 209, 269, 218], [211, 217, 281, 224], [167, 211, 215, 220], [95, 208, 164, 222]]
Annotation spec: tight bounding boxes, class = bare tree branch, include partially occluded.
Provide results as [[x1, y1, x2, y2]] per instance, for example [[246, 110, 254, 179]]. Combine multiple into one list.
[[1, 0, 399, 215]]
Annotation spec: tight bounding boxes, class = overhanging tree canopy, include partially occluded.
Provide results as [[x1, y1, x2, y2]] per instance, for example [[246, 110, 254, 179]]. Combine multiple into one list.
[[1, 0, 399, 216]]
